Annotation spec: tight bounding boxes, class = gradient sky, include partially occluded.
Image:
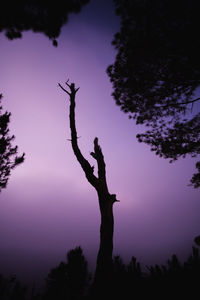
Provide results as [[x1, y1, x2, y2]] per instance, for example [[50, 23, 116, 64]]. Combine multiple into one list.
[[0, 0, 200, 285]]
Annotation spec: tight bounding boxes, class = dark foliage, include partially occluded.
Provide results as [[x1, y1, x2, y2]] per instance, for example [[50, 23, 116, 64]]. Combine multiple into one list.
[[0, 275, 26, 300], [108, 0, 200, 187], [0, 94, 24, 192], [1, 244, 200, 299], [92, 246, 200, 299], [0, 0, 89, 46], [44, 247, 90, 300]]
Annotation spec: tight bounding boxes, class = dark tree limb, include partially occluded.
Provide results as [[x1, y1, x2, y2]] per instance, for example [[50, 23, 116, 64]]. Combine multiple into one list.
[[58, 80, 114, 194], [59, 81, 98, 188], [58, 83, 70, 95]]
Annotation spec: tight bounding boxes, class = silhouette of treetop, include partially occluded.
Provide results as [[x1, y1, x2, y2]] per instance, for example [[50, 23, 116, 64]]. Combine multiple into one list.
[[0, 0, 89, 46]]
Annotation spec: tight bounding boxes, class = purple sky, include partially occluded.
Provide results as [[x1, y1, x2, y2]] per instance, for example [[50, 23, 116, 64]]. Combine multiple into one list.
[[0, 0, 200, 284]]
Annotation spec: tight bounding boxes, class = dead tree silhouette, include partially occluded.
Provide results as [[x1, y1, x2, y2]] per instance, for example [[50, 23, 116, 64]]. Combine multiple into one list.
[[59, 80, 119, 289]]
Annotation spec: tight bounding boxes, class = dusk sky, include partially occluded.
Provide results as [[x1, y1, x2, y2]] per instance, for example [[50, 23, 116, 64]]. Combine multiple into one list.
[[0, 0, 200, 285]]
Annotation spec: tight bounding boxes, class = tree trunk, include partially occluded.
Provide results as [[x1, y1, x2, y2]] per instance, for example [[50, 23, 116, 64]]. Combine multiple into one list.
[[95, 193, 114, 280]]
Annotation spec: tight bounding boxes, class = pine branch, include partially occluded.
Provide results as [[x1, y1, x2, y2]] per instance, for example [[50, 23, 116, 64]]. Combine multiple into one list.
[[156, 97, 200, 108]]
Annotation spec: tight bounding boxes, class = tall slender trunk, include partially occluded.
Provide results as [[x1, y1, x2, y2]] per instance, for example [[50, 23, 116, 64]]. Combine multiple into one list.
[[58, 80, 119, 289], [95, 193, 114, 280]]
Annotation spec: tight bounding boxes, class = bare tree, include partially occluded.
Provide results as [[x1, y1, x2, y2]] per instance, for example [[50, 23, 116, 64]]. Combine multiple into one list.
[[59, 80, 119, 287]]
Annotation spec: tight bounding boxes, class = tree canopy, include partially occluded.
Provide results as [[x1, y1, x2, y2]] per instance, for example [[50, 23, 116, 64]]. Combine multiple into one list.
[[0, 94, 24, 192], [0, 0, 89, 46], [107, 0, 200, 187]]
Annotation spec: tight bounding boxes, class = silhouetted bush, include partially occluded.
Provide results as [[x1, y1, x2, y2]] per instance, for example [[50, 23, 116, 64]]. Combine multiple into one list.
[[44, 246, 90, 300], [0, 275, 26, 300]]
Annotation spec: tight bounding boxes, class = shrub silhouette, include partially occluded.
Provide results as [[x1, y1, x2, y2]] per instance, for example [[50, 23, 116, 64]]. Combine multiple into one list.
[[0, 275, 26, 300], [44, 246, 89, 300]]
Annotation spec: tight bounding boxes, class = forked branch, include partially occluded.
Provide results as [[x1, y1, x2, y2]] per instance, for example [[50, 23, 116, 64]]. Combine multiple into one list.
[[59, 80, 108, 191]]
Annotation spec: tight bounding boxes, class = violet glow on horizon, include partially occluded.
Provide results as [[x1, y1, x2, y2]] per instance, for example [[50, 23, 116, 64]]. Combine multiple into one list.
[[0, 0, 199, 283]]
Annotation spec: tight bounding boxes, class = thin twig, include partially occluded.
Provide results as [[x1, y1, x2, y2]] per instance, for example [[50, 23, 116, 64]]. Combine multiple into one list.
[[58, 83, 70, 95]]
